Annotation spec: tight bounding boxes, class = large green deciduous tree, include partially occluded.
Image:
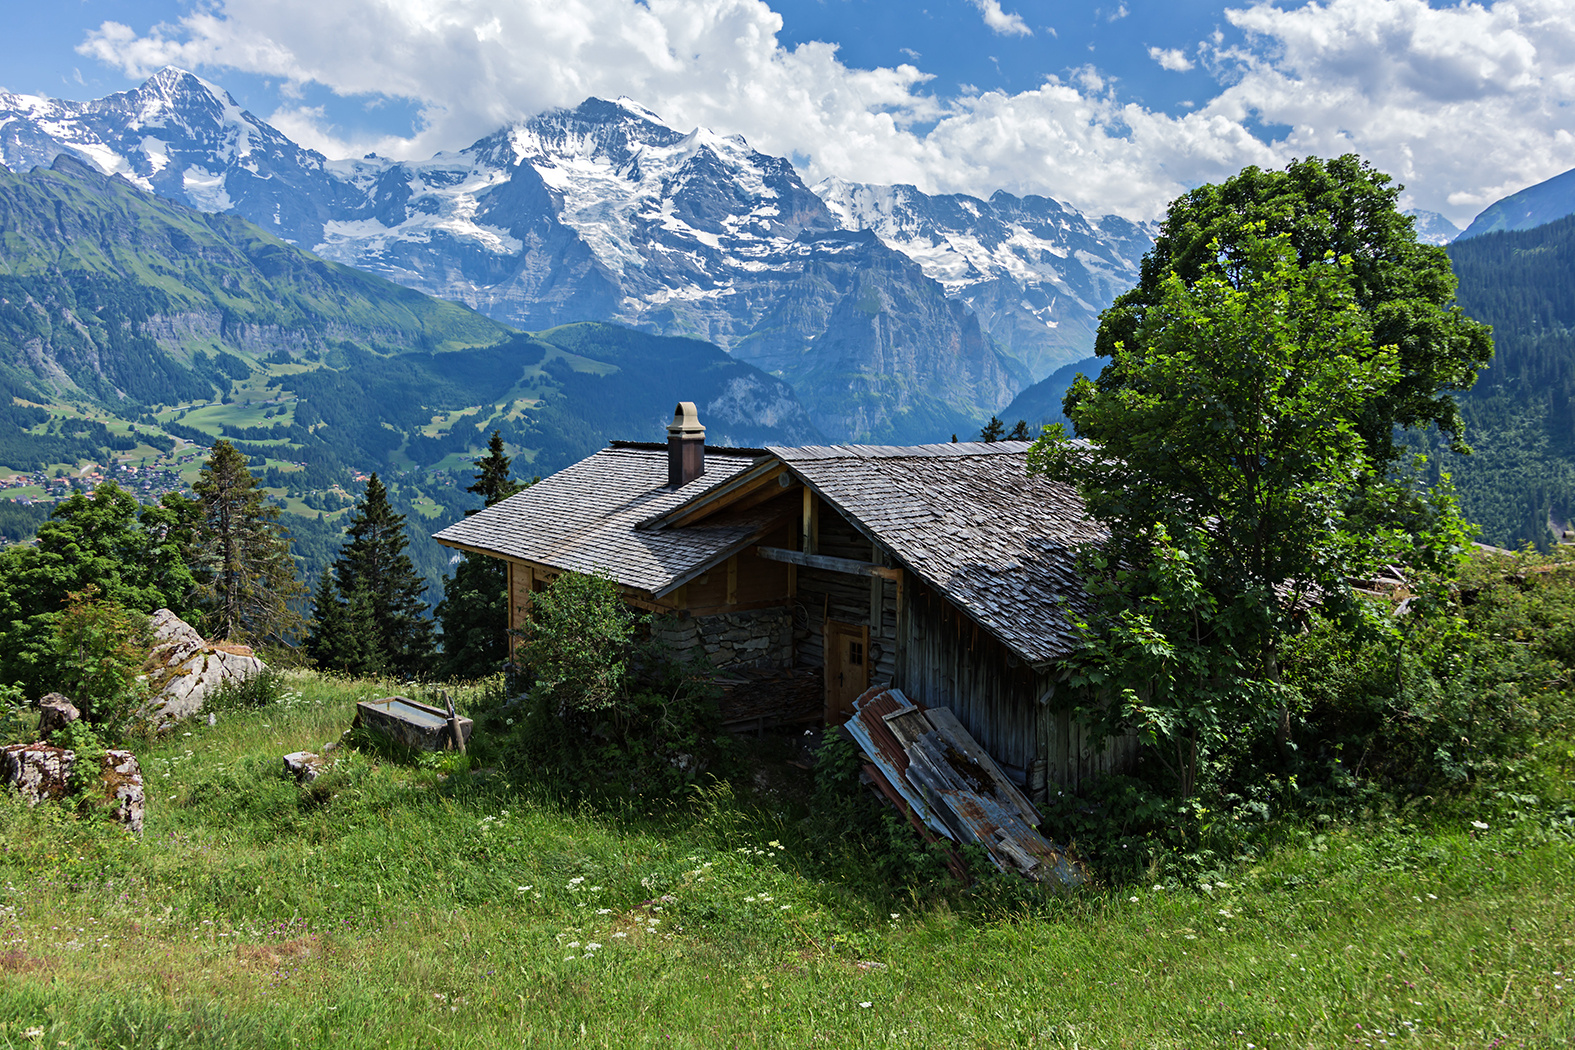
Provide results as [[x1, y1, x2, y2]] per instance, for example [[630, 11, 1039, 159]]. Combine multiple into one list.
[[306, 473, 433, 677], [436, 431, 527, 679], [1097, 155, 1492, 463], [1035, 160, 1490, 795], [188, 440, 306, 646]]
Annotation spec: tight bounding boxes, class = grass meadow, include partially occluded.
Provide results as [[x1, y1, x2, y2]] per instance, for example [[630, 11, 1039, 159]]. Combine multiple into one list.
[[1, 671, 1572, 1049]]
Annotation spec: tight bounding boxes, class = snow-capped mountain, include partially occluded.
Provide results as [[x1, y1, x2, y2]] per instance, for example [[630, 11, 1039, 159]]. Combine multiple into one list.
[[1405, 208, 1462, 246], [814, 179, 1155, 378], [0, 69, 1154, 441], [0, 68, 350, 245]]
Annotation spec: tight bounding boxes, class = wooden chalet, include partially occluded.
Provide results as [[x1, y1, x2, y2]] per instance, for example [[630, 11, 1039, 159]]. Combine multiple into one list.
[[433, 403, 1139, 801]]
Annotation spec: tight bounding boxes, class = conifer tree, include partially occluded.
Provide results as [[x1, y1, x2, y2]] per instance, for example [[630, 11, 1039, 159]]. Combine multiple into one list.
[[436, 432, 525, 678], [307, 474, 433, 676], [979, 416, 1005, 443], [189, 440, 306, 644]]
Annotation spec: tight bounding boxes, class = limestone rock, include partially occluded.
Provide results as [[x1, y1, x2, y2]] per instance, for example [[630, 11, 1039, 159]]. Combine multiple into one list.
[[36, 693, 80, 740], [145, 608, 267, 720], [282, 751, 325, 783], [1, 743, 145, 833]]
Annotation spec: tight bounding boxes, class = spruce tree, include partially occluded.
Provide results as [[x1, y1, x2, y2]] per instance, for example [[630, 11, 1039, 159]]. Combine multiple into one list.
[[979, 416, 1006, 443], [309, 474, 433, 676], [189, 440, 306, 644], [436, 432, 524, 678]]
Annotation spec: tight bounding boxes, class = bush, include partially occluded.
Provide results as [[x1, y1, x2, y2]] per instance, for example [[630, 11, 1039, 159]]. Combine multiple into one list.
[[52, 587, 150, 743], [500, 572, 723, 797], [1288, 548, 1575, 792]]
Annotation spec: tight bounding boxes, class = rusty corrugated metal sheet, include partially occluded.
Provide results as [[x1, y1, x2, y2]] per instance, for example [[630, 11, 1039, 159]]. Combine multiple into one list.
[[844, 686, 1085, 886]]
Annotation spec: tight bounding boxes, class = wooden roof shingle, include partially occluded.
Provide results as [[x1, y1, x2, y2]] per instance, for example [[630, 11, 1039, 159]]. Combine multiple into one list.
[[433, 445, 769, 594]]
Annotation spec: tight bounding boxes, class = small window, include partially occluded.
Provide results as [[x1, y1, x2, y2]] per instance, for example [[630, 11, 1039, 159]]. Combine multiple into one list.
[[848, 641, 864, 666]]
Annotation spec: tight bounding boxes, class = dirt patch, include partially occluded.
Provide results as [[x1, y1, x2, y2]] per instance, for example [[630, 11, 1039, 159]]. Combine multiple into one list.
[[238, 935, 319, 967], [0, 949, 52, 974]]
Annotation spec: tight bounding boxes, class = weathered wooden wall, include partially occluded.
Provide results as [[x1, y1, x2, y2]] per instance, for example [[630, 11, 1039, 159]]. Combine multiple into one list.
[[893, 575, 1140, 798], [893, 575, 1040, 778]]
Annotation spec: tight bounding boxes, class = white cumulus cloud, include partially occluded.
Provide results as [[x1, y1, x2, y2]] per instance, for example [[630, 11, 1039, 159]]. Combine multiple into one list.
[[969, 1, 1033, 38], [1149, 47, 1195, 72], [75, 0, 1575, 226]]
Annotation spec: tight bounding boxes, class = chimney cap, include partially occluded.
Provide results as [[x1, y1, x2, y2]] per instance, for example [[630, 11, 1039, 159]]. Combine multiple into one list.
[[668, 401, 705, 437]]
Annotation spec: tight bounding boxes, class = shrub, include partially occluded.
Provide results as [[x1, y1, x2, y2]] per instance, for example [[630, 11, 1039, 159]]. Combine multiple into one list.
[[503, 572, 723, 797], [52, 587, 150, 743]]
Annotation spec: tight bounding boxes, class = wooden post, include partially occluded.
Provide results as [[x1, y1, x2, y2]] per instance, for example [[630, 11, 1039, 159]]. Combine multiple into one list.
[[868, 541, 883, 631], [442, 689, 466, 754]]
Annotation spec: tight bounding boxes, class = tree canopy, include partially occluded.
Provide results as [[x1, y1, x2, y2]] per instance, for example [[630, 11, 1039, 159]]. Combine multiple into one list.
[[307, 473, 434, 677], [436, 432, 527, 679], [0, 483, 196, 699], [188, 440, 306, 645], [1097, 155, 1492, 461]]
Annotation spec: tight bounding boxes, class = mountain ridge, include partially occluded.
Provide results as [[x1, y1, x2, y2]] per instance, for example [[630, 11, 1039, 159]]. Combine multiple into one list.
[[0, 69, 1153, 442]]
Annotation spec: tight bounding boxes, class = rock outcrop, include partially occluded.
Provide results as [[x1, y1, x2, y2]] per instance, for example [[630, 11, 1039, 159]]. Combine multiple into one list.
[[1, 743, 145, 833], [144, 609, 266, 720]]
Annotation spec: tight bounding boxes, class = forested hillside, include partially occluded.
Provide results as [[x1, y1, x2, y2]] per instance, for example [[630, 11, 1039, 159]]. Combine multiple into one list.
[[1439, 214, 1575, 548], [0, 156, 822, 603]]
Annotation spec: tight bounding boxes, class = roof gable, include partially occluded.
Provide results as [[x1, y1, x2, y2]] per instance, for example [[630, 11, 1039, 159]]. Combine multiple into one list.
[[759, 442, 1101, 666]]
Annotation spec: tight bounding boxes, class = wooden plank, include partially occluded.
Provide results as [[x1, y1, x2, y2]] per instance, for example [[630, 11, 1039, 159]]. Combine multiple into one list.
[[801, 488, 813, 554], [925, 705, 1042, 825], [869, 541, 883, 629], [726, 555, 738, 605], [683, 598, 793, 617], [758, 546, 902, 580]]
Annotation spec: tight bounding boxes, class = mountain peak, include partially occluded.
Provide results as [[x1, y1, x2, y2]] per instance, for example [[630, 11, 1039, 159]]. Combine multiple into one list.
[[612, 96, 666, 125], [135, 66, 238, 111]]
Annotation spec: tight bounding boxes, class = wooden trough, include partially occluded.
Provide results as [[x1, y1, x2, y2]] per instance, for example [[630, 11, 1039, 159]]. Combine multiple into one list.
[[353, 696, 472, 752]]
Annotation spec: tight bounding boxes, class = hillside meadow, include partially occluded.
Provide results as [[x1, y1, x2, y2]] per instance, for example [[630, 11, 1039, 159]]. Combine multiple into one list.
[[1, 671, 1571, 1049]]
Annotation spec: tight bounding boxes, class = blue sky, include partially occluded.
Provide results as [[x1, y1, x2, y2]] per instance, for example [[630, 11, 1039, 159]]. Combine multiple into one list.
[[4, 1, 1574, 225]]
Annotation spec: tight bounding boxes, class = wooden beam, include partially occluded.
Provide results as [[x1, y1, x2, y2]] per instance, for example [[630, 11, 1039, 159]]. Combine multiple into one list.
[[655, 464, 791, 529], [757, 546, 901, 580], [869, 541, 883, 630], [726, 554, 738, 605], [801, 488, 814, 554]]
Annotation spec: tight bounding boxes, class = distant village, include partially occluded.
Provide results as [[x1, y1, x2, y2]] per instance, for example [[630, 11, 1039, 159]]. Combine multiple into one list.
[[0, 459, 193, 506]]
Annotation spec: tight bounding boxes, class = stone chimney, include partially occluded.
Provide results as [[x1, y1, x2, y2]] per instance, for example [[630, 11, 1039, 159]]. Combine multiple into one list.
[[667, 402, 705, 488]]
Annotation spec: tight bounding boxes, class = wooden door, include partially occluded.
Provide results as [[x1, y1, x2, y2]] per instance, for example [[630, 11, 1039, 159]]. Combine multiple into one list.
[[824, 620, 870, 724]]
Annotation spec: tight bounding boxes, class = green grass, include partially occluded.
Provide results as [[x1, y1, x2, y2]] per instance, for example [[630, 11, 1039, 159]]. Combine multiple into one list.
[[1, 674, 1572, 1048]]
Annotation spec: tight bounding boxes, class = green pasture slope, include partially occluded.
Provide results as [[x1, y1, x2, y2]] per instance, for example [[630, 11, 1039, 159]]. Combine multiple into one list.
[[1, 671, 1571, 1049]]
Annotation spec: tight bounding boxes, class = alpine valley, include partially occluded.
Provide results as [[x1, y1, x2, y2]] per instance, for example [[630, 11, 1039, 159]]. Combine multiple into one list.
[[0, 68, 1156, 443]]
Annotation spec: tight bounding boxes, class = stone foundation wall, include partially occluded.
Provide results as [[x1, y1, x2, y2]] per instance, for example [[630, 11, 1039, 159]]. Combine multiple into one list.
[[654, 608, 793, 671]]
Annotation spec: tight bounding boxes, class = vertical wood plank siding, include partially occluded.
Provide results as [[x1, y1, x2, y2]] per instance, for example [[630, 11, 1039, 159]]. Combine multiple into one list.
[[894, 575, 1140, 794]]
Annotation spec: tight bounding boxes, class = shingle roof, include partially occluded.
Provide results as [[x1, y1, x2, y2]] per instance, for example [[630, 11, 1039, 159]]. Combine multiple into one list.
[[436, 438, 1102, 667], [433, 445, 769, 594], [765, 441, 1102, 666]]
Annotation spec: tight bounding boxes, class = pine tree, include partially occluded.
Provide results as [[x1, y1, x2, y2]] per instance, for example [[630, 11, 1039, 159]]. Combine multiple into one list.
[[436, 432, 524, 678], [467, 430, 524, 506], [980, 416, 1005, 443], [189, 440, 306, 645], [308, 474, 433, 676], [305, 571, 352, 671], [1007, 419, 1032, 441]]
